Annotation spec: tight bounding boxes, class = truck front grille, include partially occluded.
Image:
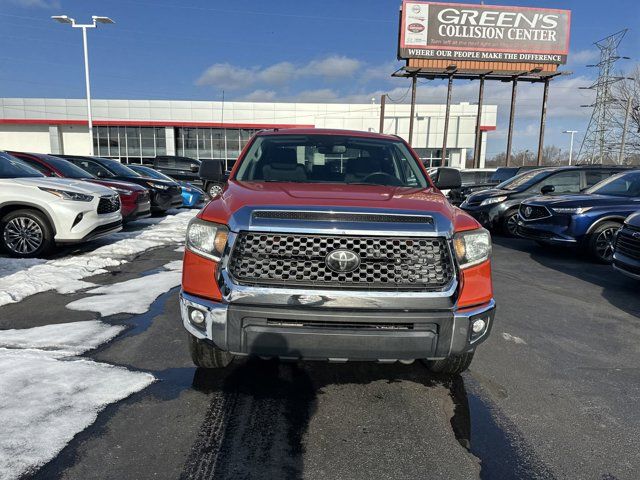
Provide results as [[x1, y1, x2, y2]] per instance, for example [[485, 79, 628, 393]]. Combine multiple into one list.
[[615, 226, 640, 260], [228, 232, 454, 290]]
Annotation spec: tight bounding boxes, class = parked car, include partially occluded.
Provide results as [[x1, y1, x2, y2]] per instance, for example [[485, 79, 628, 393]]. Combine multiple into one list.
[[613, 211, 640, 279], [58, 155, 183, 213], [490, 166, 543, 185], [517, 170, 640, 262], [8, 151, 151, 223], [198, 159, 229, 197], [0, 152, 122, 257], [461, 165, 630, 236], [180, 128, 495, 375], [127, 165, 207, 208], [448, 168, 497, 206], [143, 155, 202, 184]]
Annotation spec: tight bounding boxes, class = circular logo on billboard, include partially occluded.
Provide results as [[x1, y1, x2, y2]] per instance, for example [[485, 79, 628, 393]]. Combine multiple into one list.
[[411, 4, 421, 14], [524, 206, 532, 218], [407, 23, 425, 33], [325, 249, 360, 273]]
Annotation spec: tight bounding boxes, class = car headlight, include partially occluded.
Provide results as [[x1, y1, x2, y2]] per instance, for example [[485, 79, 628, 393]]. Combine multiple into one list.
[[480, 196, 507, 206], [147, 182, 169, 190], [38, 187, 93, 202], [552, 207, 592, 215], [453, 228, 492, 269], [186, 218, 229, 261], [110, 187, 133, 195]]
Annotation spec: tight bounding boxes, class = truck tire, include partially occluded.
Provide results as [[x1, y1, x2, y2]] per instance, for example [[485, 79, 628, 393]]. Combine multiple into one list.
[[502, 209, 519, 237], [1, 209, 54, 258], [187, 333, 234, 369], [424, 352, 474, 375], [206, 182, 224, 198], [587, 221, 621, 264]]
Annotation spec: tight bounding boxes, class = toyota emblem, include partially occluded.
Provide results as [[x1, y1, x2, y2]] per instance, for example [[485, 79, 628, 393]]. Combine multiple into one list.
[[524, 206, 532, 218], [325, 249, 360, 273]]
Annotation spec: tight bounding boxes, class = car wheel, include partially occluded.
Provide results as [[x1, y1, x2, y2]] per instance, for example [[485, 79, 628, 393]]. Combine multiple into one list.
[[1, 209, 53, 258], [502, 209, 520, 237], [188, 333, 234, 369], [588, 221, 621, 264], [423, 351, 474, 375], [207, 182, 224, 198]]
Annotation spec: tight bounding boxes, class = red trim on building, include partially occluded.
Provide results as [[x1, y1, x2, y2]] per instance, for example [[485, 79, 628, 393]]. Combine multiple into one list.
[[0, 118, 315, 129], [479, 126, 496, 132]]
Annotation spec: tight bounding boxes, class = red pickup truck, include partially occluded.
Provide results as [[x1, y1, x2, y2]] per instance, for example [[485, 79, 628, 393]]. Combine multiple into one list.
[[180, 129, 495, 374]]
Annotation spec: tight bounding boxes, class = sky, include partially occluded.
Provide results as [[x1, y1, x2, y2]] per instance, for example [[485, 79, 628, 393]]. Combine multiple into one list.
[[0, 0, 638, 158]]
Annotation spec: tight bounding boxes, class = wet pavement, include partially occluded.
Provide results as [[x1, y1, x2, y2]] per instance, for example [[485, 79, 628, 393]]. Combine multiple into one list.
[[3, 237, 640, 480]]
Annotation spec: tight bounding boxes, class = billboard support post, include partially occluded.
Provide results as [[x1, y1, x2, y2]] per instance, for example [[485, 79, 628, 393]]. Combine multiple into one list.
[[473, 75, 486, 168], [506, 78, 518, 166], [408, 74, 417, 145], [379, 94, 386, 134], [537, 77, 550, 166], [441, 74, 453, 165]]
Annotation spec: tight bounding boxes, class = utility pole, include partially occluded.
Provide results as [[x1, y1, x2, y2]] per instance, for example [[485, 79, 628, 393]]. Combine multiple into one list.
[[408, 75, 417, 146], [379, 94, 386, 134], [619, 95, 632, 163]]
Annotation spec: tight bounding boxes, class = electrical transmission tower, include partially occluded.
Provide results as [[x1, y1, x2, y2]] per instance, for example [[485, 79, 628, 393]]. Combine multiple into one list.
[[578, 29, 629, 164]]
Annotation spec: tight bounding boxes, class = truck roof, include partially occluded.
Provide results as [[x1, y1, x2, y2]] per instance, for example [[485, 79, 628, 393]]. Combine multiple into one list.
[[255, 128, 402, 141]]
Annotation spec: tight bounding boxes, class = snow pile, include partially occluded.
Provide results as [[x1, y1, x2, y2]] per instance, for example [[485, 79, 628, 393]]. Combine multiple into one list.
[[66, 262, 182, 316], [0, 321, 154, 480], [0, 210, 195, 307], [0, 320, 124, 357]]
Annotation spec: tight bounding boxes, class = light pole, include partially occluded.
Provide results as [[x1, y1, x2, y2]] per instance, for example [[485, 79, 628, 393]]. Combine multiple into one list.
[[563, 130, 578, 165], [51, 15, 115, 156]]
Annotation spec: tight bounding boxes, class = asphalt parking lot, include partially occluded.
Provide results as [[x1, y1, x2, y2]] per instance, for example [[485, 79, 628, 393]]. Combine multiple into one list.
[[1, 230, 639, 480]]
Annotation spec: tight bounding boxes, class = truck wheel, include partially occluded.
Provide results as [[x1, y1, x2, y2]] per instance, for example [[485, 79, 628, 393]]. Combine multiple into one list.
[[1, 209, 54, 258], [502, 209, 519, 237], [424, 352, 474, 375], [187, 333, 234, 369], [206, 182, 224, 198], [587, 221, 621, 264]]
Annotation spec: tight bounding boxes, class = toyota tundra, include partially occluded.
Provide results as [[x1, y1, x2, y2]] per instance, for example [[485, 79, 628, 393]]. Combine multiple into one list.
[[180, 129, 495, 374]]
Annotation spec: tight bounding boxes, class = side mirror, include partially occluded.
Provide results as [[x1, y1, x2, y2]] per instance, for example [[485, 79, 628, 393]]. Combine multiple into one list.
[[433, 167, 462, 190], [190, 164, 199, 173], [541, 185, 555, 195]]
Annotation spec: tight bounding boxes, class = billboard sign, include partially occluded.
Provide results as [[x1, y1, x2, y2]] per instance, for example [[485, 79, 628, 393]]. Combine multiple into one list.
[[399, 1, 571, 64]]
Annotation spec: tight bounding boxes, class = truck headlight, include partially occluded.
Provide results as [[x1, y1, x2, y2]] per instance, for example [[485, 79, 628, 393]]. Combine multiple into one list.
[[480, 196, 507, 206], [453, 228, 492, 269], [38, 187, 93, 202], [185, 218, 228, 261]]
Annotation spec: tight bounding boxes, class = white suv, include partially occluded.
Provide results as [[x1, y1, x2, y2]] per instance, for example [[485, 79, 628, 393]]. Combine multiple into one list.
[[0, 152, 123, 257]]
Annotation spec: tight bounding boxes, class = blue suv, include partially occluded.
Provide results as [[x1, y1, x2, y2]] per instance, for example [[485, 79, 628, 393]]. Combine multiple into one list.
[[517, 170, 640, 262]]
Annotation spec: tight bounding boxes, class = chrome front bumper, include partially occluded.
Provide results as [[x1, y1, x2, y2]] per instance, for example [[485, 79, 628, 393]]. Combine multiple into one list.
[[180, 291, 495, 361]]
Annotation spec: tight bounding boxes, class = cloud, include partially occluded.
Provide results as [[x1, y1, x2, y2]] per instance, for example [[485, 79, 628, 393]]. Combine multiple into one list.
[[294, 88, 340, 103], [2, 0, 60, 7], [241, 89, 277, 102], [196, 55, 365, 90], [569, 49, 600, 66]]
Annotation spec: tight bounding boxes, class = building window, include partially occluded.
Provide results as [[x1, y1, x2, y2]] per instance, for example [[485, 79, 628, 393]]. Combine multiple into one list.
[[174, 127, 258, 162], [93, 126, 166, 161]]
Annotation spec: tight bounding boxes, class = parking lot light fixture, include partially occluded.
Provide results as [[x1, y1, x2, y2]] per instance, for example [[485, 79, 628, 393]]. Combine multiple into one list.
[[51, 14, 115, 156]]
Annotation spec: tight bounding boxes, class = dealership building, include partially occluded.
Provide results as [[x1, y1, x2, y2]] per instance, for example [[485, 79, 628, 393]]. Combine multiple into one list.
[[0, 98, 496, 168]]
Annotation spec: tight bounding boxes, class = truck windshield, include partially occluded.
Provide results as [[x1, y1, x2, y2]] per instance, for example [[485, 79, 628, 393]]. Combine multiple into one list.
[[585, 171, 640, 197], [0, 152, 44, 178], [234, 134, 428, 188]]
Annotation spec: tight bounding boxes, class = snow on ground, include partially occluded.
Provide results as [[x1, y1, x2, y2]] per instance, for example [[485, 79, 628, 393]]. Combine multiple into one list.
[[0, 210, 195, 307], [0, 320, 124, 357], [66, 262, 182, 316], [0, 321, 154, 480]]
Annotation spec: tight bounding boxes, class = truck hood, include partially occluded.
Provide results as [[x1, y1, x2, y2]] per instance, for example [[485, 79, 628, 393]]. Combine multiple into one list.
[[11, 177, 115, 196], [200, 181, 479, 235]]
